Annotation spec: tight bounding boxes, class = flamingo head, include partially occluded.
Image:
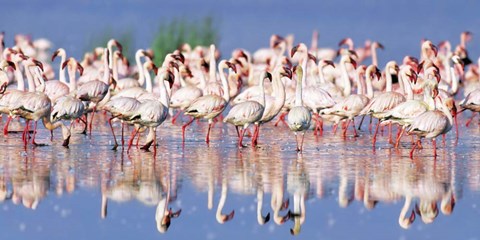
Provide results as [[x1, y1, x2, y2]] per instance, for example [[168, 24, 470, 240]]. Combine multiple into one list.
[[452, 55, 465, 75], [51, 48, 66, 62], [281, 66, 292, 79], [441, 195, 456, 216], [0, 60, 16, 71], [290, 43, 308, 58], [172, 53, 185, 64], [108, 39, 123, 53], [399, 209, 416, 229], [224, 61, 237, 73], [367, 65, 382, 81], [269, 34, 284, 48], [338, 37, 354, 49], [165, 69, 175, 89], [264, 72, 273, 82], [320, 59, 335, 70], [373, 41, 384, 50], [0, 82, 8, 94]]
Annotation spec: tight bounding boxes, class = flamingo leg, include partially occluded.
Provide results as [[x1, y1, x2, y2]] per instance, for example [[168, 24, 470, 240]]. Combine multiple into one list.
[[171, 110, 182, 124], [465, 112, 476, 127], [238, 128, 246, 148], [351, 119, 358, 137], [153, 129, 157, 155], [252, 124, 260, 146], [388, 123, 393, 144], [299, 132, 306, 152], [454, 111, 459, 140], [342, 120, 351, 137], [82, 113, 88, 135], [31, 121, 38, 145], [294, 132, 299, 151], [108, 117, 118, 150], [394, 127, 405, 149], [235, 126, 240, 137], [432, 138, 437, 158], [409, 139, 420, 159], [274, 112, 288, 127], [89, 107, 96, 135], [333, 123, 338, 135], [22, 120, 31, 148], [358, 115, 366, 130], [372, 121, 380, 147], [121, 122, 125, 147], [205, 122, 213, 144], [3, 116, 11, 136], [127, 128, 138, 153], [182, 117, 195, 142]]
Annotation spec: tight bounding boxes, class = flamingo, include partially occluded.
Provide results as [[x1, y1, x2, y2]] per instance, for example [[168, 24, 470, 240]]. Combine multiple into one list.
[[50, 59, 85, 147], [44, 48, 71, 102], [361, 61, 405, 146], [407, 97, 455, 158], [11, 62, 69, 147], [287, 65, 311, 152], [223, 72, 272, 148], [182, 60, 236, 144], [128, 66, 174, 153], [75, 48, 113, 134], [102, 96, 140, 150], [321, 64, 381, 137]]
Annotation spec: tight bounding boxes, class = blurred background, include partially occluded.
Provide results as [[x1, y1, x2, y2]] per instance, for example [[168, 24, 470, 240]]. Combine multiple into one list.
[[2, 0, 479, 66]]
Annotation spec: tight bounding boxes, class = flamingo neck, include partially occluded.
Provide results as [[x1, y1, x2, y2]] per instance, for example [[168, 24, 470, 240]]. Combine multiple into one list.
[[401, 72, 414, 100], [399, 195, 413, 227], [144, 66, 153, 93], [13, 61, 25, 91], [273, 69, 286, 106], [135, 52, 145, 86], [102, 51, 110, 84], [209, 46, 217, 83], [158, 70, 170, 108], [216, 181, 228, 223], [371, 45, 378, 66], [219, 64, 230, 102], [341, 59, 351, 96], [355, 70, 364, 95], [59, 52, 67, 84], [318, 65, 326, 84], [67, 65, 77, 92], [450, 65, 459, 95], [259, 74, 266, 107], [386, 69, 393, 92], [256, 189, 266, 224], [365, 72, 373, 99], [112, 54, 119, 81], [33, 67, 46, 93], [25, 66, 36, 93]]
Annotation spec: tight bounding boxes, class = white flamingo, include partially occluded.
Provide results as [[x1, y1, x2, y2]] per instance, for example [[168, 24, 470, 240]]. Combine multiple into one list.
[[182, 60, 236, 144], [224, 72, 272, 148], [287, 65, 311, 152]]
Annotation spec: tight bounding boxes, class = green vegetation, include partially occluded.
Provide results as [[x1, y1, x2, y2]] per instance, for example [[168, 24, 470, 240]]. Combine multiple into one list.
[[151, 16, 219, 65]]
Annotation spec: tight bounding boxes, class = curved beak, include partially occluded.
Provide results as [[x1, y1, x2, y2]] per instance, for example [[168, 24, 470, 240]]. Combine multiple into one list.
[[77, 62, 84, 76], [264, 72, 273, 82], [51, 49, 60, 62], [225, 61, 237, 73], [290, 44, 299, 58], [282, 66, 292, 79], [222, 210, 235, 223]]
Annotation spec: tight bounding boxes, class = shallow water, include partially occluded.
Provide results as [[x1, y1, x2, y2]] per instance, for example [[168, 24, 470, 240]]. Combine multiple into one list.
[[1, 112, 480, 239]]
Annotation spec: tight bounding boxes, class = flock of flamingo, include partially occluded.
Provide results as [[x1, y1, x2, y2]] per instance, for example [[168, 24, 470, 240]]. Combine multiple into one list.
[[0, 31, 478, 158]]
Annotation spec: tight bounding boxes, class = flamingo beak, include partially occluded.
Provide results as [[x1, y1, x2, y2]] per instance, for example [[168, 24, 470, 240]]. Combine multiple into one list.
[[417, 61, 424, 74], [77, 63, 84, 76], [51, 50, 60, 62], [225, 62, 237, 73], [264, 72, 273, 82], [282, 66, 292, 79], [377, 42, 385, 50], [61, 59, 69, 70], [114, 40, 123, 53], [169, 208, 182, 218], [350, 58, 357, 69], [432, 88, 439, 98], [223, 210, 235, 222], [7, 61, 16, 71], [324, 60, 335, 68], [173, 53, 185, 64], [0, 82, 8, 94], [430, 43, 438, 57], [307, 53, 317, 63], [33, 59, 44, 71], [290, 44, 299, 58]]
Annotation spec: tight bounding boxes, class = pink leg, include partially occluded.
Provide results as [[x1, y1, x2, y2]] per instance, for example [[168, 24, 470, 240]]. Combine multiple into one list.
[[432, 138, 437, 158], [121, 123, 125, 146], [351, 119, 358, 137], [171, 110, 182, 124], [333, 123, 338, 135], [252, 125, 260, 146], [31, 121, 38, 145], [466, 112, 476, 127], [342, 120, 350, 137], [3, 116, 11, 136], [89, 106, 96, 135], [299, 132, 306, 152], [238, 128, 246, 148], [205, 122, 212, 144], [127, 128, 138, 153], [182, 117, 195, 142], [108, 117, 118, 150], [372, 121, 380, 147], [388, 123, 393, 144], [394, 127, 405, 148], [410, 139, 420, 159]]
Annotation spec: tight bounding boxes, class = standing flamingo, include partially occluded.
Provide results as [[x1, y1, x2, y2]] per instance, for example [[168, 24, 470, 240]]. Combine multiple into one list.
[[224, 72, 272, 148], [407, 97, 455, 158], [128, 66, 174, 153], [182, 60, 236, 144], [287, 65, 311, 152]]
